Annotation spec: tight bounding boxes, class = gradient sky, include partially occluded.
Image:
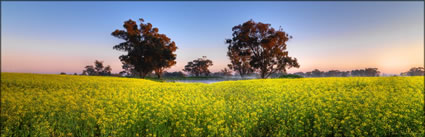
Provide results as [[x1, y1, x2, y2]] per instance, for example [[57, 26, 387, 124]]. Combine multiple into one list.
[[1, 1, 424, 75]]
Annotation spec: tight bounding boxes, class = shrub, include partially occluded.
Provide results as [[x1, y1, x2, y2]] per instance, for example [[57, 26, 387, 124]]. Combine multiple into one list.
[[279, 74, 303, 78]]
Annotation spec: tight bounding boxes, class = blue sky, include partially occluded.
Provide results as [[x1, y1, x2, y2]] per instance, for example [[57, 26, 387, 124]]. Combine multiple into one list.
[[1, 1, 424, 74]]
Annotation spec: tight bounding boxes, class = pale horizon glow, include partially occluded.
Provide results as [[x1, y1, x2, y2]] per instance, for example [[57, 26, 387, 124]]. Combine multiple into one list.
[[1, 2, 424, 75]]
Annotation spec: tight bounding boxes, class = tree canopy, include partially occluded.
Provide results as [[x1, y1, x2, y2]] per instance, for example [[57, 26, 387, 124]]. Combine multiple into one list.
[[226, 19, 300, 78], [227, 46, 253, 78], [183, 56, 213, 77], [112, 18, 177, 78], [82, 60, 112, 76]]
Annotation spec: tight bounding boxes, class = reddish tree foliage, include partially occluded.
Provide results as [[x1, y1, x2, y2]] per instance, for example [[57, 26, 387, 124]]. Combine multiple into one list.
[[112, 18, 177, 78], [226, 20, 300, 78]]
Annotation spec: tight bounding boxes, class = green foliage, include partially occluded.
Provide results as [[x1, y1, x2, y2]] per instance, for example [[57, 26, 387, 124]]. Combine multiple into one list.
[[279, 74, 303, 78], [82, 60, 112, 76], [183, 56, 213, 77], [162, 71, 186, 78]]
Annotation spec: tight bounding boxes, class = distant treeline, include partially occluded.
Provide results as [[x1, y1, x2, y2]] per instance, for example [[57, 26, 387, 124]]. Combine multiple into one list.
[[64, 66, 424, 79], [400, 67, 425, 76], [292, 68, 379, 77], [289, 67, 424, 78]]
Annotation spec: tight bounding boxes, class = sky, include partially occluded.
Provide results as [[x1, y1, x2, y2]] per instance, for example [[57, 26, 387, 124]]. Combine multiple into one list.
[[1, 1, 424, 75]]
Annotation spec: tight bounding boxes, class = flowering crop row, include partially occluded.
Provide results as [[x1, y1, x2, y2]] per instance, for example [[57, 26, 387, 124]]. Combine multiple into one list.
[[1, 73, 424, 137]]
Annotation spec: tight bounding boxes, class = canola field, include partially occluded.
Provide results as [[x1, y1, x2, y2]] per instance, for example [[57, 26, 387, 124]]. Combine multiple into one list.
[[1, 73, 424, 137]]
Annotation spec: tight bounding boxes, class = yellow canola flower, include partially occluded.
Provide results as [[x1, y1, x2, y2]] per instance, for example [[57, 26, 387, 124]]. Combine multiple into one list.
[[0, 73, 423, 137]]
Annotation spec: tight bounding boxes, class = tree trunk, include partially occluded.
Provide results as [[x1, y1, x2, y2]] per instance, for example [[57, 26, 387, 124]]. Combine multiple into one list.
[[139, 73, 144, 78], [139, 70, 146, 79], [260, 69, 267, 79], [156, 71, 162, 79]]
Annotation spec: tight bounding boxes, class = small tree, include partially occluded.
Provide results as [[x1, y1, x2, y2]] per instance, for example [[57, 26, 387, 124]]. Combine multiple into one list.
[[82, 65, 96, 76], [102, 66, 112, 76], [183, 62, 200, 77], [82, 60, 112, 76], [94, 60, 104, 75], [226, 19, 299, 78], [183, 56, 213, 77]]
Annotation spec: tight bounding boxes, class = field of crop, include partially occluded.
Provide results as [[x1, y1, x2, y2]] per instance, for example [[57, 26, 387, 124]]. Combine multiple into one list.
[[1, 73, 424, 137]]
